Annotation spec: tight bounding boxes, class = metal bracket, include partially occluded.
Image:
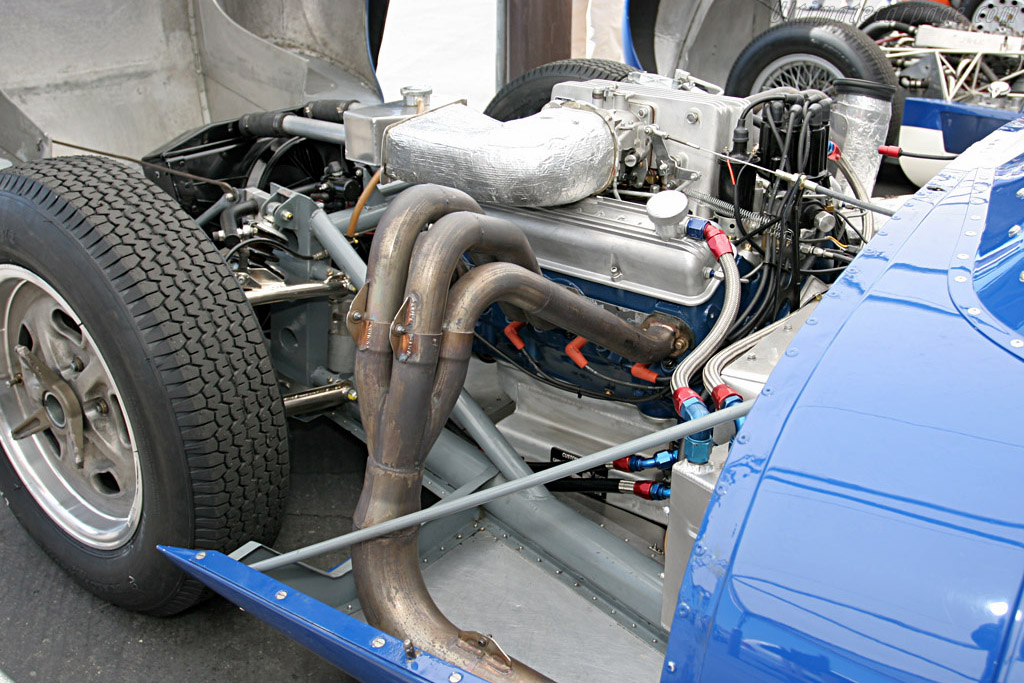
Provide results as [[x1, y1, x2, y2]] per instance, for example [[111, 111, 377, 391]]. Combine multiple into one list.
[[456, 630, 513, 672], [345, 285, 369, 341]]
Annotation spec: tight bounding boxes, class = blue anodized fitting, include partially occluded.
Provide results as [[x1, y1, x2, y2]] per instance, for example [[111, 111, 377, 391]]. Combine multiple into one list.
[[679, 396, 713, 464], [626, 448, 678, 472], [719, 393, 746, 432]]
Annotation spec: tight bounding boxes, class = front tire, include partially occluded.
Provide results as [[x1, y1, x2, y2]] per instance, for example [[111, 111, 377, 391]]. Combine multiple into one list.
[[0, 156, 289, 615]]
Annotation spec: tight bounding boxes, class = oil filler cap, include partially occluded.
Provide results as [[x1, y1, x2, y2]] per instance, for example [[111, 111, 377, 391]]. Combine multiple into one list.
[[646, 190, 689, 241]]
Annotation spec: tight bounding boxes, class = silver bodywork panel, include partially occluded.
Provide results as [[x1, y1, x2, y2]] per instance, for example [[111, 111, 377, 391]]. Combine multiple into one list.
[[0, 0, 379, 157], [0, 90, 49, 166], [721, 301, 819, 399], [652, 0, 773, 86]]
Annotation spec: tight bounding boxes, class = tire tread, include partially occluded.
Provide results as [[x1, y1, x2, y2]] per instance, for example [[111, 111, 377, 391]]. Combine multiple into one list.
[[0, 156, 289, 615]]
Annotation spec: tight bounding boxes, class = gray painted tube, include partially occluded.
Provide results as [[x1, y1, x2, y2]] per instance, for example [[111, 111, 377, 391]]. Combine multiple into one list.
[[450, 390, 548, 499], [280, 116, 347, 145], [196, 193, 234, 227], [326, 203, 389, 235], [251, 400, 752, 572], [425, 429, 665, 627], [310, 209, 367, 288]]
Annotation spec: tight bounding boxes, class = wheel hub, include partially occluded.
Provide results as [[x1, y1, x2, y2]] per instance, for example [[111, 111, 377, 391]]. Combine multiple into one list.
[[0, 266, 141, 549], [11, 344, 87, 466], [751, 54, 844, 96], [42, 392, 66, 428]]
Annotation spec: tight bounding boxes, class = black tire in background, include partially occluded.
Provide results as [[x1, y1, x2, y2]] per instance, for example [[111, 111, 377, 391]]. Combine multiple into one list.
[[484, 58, 637, 121], [0, 156, 289, 616], [725, 19, 902, 144], [628, 0, 661, 72], [860, 0, 970, 29]]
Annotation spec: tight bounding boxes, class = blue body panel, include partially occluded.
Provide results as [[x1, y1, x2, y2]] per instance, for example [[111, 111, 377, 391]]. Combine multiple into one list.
[[902, 98, 1019, 154], [159, 547, 485, 683], [664, 120, 1024, 681]]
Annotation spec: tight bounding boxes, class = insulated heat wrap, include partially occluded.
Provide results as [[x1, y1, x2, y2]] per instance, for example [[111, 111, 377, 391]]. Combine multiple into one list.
[[383, 104, 616, 207]]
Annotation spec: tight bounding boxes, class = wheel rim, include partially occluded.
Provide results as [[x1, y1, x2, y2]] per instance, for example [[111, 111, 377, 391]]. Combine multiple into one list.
[[750, 54, 844, 96], [0, 265, 141, 549], [972, 0, 1024, 34]]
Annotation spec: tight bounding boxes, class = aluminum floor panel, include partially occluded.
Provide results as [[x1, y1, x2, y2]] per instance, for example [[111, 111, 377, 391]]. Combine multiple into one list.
[[421, 528, 664, 682]]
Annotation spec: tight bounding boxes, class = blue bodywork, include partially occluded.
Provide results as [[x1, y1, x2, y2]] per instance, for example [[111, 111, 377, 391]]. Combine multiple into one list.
[[902, 97, 1020, 155], [665, 120, 1024, 681]]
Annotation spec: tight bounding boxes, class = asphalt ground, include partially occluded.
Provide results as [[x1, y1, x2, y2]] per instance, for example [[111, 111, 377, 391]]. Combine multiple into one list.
[[0, 417, 365, 682]]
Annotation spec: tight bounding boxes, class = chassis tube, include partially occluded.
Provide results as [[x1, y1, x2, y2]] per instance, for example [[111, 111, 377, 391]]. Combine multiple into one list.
[[310, 209, 367, 289], [252, 401, 751, 572], [280, 115, 347, 144]]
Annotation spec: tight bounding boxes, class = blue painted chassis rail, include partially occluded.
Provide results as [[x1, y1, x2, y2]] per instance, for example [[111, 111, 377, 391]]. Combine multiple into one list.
[[166, 119, 1024, 682], [159, 546, 485, 683]]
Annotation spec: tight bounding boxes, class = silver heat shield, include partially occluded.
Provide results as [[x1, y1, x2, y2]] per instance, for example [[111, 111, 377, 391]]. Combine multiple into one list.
[[382, 104, 617, 207]]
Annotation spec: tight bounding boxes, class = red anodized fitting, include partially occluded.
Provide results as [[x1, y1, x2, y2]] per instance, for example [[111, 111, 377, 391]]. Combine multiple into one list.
[[632, 481, 657, 500], [672, 386, 701, 416], [611, 456, 633, 472], [711, 383, 743, 410], [503, 320, 526, 350], [703, 222, 734, 259]]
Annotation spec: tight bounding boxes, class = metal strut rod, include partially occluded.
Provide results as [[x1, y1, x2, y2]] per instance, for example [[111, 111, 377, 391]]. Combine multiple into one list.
[[250, 399, 752, 572]]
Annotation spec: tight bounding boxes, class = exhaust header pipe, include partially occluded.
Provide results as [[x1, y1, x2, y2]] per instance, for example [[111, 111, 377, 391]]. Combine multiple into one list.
[[349, 188, 683, 682]]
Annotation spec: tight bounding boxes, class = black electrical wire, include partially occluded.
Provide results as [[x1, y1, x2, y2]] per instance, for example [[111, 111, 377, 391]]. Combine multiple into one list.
[[895, 150, 958, 161], [727, 262, 776, 341], [763, 110, 786, 152], [223, 237, 319, 262], [834, 209, 868, 245], [800, 265, 849, 275], [733, 164, 765, 257], [727, 179, 801, 340], [472, 333, 670, 405], [584, 364, 669, 389]]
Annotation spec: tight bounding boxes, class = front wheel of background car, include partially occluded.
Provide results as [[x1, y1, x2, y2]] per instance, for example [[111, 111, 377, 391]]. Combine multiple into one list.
[[959, 0, 1024, 33], [725, 19, 902, 144], [0, 156, 289, 616]]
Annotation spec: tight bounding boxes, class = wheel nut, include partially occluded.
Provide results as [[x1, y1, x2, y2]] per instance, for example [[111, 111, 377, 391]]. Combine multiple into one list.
[[85, 398, 109, 419], [68, 357, 84, 373]]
